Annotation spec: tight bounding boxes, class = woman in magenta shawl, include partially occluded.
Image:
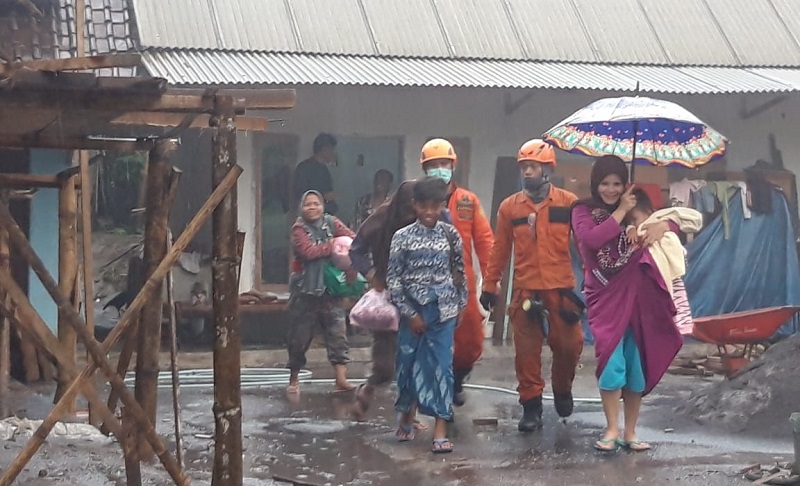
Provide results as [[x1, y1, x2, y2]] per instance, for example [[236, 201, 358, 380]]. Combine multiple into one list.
[[571, 156, 683, 453]]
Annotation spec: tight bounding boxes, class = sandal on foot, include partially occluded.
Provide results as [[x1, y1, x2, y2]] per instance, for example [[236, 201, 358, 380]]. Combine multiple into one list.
[[593, 438, 620, 452], [431, 438, 454, 454], [396, 415, 415, 442], [413, 419, 429, 431], [620, 439, 651, 452]]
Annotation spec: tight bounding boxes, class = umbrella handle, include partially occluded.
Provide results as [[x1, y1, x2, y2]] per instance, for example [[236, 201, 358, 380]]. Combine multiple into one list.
[[630, 117, 638, 183]]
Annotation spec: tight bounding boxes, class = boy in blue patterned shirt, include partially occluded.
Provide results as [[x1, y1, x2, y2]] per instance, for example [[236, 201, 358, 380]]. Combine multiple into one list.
[[387, 176, 467, 454]]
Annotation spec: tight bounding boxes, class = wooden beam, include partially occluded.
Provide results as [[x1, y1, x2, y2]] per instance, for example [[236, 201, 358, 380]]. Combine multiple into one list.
[[55, 175, 78, 413], [0, 174, 83, 189], [0, 191, 8, 418], [134, 141, 176, 461], [0, 54, 142, 76], [0, 202, 191, 486], [211, 95, 243, 486], [0, 89, 296, 113], [112, 112, 269, 132], [0, 135, 161, 151]]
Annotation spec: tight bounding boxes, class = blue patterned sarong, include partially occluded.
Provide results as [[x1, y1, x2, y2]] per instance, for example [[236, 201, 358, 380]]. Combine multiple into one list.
[[394, 300, 456, 420]]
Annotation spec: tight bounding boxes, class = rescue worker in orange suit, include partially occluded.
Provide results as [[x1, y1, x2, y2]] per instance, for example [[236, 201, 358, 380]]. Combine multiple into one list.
[[480, 139, 584, 432], [420, 138, 494, 406]]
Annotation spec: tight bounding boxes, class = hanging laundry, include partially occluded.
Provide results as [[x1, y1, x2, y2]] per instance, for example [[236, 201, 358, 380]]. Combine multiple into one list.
[[691, 185, 716, 215], [707, 181, 741, 240], [669, 178, 707, 208], [732, 181, 752, 219]]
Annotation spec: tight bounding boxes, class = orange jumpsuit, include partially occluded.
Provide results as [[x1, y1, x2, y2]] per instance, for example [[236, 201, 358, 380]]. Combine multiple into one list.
[[448, 185, 494, 372], [483, 186, 583, 402]]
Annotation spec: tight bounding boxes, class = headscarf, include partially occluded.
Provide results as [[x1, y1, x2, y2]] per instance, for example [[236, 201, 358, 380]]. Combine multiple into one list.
[[355, 180, 417, 287], [583, 155, 629, 211], [293, 190, 332, 295]]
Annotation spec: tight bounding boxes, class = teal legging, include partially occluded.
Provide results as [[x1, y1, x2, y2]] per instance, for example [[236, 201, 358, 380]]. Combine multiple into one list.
[[598, 327, 645, 393]]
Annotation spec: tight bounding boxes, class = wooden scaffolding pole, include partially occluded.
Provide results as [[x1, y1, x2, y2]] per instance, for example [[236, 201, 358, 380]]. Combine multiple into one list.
[[0, 191, 9, 418], [55, 175, 78, 412], [0, 165, 241, 485], [103, 166, 180, 437], [133, 140, 177, 463], [211, 95, 243, 486], [0, 204, 188, 485]]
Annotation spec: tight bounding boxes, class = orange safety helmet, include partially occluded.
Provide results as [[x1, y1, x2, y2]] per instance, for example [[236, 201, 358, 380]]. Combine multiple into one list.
[[420, 138, 457, 165], [517, 139, 557, 165]]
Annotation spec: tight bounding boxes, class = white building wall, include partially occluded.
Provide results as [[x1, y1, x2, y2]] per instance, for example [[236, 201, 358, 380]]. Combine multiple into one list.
[[237, 85, 800, 290]]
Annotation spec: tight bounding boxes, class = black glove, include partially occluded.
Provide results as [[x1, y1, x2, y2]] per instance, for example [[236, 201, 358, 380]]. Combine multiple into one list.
[[479, 292, 497, 311]]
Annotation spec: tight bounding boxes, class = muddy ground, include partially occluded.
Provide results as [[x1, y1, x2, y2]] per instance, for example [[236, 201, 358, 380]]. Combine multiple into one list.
[[1, 343, 796, 485]]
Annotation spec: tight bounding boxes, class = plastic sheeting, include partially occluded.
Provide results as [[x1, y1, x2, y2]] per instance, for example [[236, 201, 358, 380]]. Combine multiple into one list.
[[572, 189, 800, 343], [684, 190, 800, 337]]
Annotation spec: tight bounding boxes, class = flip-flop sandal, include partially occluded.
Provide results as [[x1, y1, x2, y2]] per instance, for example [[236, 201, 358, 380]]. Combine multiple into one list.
[[620, 440, 651, 452], [412, 419, 429, 431], [431, 438, 454, 454], [396, 414, 416, 442], [593, 438, 620, 453]]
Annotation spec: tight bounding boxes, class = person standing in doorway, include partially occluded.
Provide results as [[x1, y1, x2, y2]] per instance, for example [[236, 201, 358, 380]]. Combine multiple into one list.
[[420, 138, 494, 407], [352, 169, 394, 230], [387, 176, 467, 453], [293, 133, 340, 215], [480, 139, 584, 432]]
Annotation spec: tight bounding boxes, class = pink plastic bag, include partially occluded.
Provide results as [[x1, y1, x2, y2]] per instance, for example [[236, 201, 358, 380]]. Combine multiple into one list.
[[331, 236, 353, 270], [349, 289, 399, 332]]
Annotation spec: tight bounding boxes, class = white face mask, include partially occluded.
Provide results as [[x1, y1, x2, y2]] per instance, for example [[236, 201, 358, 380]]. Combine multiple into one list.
[[426, 168, 453, 184]]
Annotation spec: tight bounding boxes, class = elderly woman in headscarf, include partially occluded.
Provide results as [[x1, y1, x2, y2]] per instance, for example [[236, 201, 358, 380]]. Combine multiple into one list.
[[286, 190, 357, 395], [570, 156, 683, 453]]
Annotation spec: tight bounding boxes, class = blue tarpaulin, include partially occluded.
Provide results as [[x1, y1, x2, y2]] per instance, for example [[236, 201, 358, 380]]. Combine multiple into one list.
[[684, 190, 800, 337], [572, 189, 800, 343]]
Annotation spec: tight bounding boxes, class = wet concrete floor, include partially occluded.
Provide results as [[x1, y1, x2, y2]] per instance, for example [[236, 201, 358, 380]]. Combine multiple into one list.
[[0, 350, 794, 485]]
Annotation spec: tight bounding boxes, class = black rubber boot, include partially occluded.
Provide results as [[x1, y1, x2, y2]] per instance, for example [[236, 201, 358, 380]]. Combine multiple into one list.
[[554, 392, 574, 418], [518, 396, 543, 432], [453, 368, 471, 407]]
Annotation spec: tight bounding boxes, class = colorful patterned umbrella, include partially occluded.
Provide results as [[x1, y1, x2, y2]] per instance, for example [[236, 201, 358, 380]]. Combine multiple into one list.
[[542, 96, 728, 169]]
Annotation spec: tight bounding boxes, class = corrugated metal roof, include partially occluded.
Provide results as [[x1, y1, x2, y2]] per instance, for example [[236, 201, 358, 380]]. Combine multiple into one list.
[[140, 48, 800, 94], [360, 0, 451, 57], [572, 0, 669, 65], [212, 0, 298, 52], [638, 0, 738, 66], [705, 0, 800, 67], [290, 0, 377, 55], [131, 0, 219, 49], [129, 0, 800, 67], [434, 0, 524, 60], [504, 0, 598, 62]]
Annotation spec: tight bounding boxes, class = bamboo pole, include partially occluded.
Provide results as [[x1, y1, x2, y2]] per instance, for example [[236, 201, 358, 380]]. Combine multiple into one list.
[[103, 167, 181, 436], [0, 165, 241, 485], [0, 270, 126, 441], [133, 141, 176, 462], [55, 175, 78, 412], [74, 0, 99, 424], [166, 230, 184, 470], [211, 95, 243, 486], [0, 191, 9, 418], [0, 207, 187, 486]]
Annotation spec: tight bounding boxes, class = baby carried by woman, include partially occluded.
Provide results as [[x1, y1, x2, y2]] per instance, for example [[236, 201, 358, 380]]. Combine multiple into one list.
[[624, 188, 702, 335]]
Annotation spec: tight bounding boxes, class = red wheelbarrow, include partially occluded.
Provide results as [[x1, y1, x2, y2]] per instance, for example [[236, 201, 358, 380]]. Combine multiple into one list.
[[691, 306, 800, 377]]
